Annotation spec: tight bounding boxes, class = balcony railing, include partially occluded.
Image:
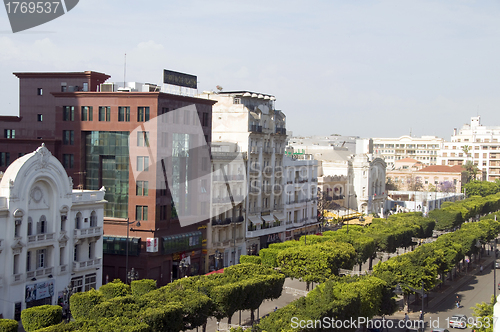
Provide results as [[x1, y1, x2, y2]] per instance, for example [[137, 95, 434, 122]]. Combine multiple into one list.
[[58, 265, 68, 274], [73, 258, 102, 272], [250, 146, 259, 154], [28, 233, 55, 245], [12, 274, 23, 283], [27, 267, 53, 279], [74, 227, 102, 238]]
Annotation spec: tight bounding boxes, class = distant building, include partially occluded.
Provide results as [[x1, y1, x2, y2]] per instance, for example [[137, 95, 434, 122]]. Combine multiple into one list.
[[372, 136, 443, 169], [0, 144, 105, 320], [387, 163, 463, 193], [438, 116, 499, 181], [287, 135, 358, 155]]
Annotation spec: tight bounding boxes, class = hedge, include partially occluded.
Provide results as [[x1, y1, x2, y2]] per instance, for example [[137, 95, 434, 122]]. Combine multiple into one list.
[[239, 255, 262, 265], [131, 279, 156, 297], [70, 288, 104, 320], [99, 279, 131, 300], [0, 319, 18, 332], [21, 305, 62, 332]]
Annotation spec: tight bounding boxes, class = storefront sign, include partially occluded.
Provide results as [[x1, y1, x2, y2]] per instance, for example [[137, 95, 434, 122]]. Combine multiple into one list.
[[25, 280, 54, 302], [146, 238, 159, 253]]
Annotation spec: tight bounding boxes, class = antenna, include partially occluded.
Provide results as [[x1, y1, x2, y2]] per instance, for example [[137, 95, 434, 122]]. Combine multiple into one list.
[[410, 128, 412, 137], [124, 53, 126, 88]]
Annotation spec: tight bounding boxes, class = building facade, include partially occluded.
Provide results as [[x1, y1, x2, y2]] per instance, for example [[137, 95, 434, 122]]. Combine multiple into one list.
[[208, 142, 246, 270], [204, 91, 287, 254], [0, 71, 216, 286], [438, 116, 500, 181], [282, 154, 320, 241], [372, 136, 443, 169], [0, 144, 105, 320]]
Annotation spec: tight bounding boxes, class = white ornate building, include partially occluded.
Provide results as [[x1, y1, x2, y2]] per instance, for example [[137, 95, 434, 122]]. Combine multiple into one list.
[[202, 90, 287, 254], [0, 145, 105, 320], [283, 154, 319, 241], [438, 116, 500, 181], [351, 153, 387, 215]]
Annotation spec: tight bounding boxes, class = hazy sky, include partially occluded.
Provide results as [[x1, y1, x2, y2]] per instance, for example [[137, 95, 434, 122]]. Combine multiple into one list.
[[1, 0, 499, 139]]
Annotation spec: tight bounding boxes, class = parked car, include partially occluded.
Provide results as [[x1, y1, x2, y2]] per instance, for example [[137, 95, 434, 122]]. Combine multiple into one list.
[[431, 329, 450, 332], [449, 314, 467, 329], [495, 260, 500, 269]]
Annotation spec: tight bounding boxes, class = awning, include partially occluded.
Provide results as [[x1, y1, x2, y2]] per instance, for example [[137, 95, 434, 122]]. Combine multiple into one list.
[[261, 214, 275, 223], [274, 213, 285, 221], [248, 216, 261, 224]]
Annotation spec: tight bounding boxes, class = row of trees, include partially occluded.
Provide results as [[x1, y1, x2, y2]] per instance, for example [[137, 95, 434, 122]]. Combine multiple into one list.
[[19, 264, 284, 332], [373, 217, 500, 309]]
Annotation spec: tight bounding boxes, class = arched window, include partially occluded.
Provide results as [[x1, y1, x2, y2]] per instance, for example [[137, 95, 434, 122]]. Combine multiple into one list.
[[75, 212, 82, 230], [37, 215, 47, 234], [90, 211, 97, 227], [27, 217, 33, 236]]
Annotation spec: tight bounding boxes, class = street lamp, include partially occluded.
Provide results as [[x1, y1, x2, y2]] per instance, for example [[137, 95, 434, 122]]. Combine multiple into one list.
[[125, 218, 141, 284], [63, 282, 77, 322], [127, 267, 139, 283], [179, 258, 190, 278]]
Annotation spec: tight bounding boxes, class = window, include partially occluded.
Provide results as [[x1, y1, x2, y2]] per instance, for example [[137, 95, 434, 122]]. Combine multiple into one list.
[[61, 215, 67, 231], [82, 82, 89, 92], [137, 131, 150, 147], [75, 213, 82, 229], [137, 107, 150, 122], [136, 205, 148, 221], [118, 107, 130, 122], [63, 130, 74, 145], [63, 154, 74, 169], [136, 181, 149, 196], [37, 88, 43, 96], [99, 106, 111, 121], [74, 245, 79, 262], [85, 273, 97, 291], [137, 156, 149, 172], [0, 152, 10, 166], [13, 254, 19, 274], [90, 211, 97, 227], [88, 242, 94, 259], [37, 114, 43, 122], [81, 106, 93, 121], [60, 247, 65, 265], [4, 129, 15, 139], [202, 112, 209, 126], [161, 107, 169, 123], [36, 249, 46, 269], [14, 219, 21, 238], [63, 106, 75, 121], [27, 217, 32, 236], [26, 251, 31, 272], [37, 216, 47, 234]]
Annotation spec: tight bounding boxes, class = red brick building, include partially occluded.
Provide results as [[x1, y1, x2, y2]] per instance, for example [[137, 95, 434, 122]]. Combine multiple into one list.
[[0, 71, 216, 286]]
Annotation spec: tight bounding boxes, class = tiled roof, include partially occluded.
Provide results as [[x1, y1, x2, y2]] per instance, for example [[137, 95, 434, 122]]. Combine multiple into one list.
[[418, 165, 464, 173]]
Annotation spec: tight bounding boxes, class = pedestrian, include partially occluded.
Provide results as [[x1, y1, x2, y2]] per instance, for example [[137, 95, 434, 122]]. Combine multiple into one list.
[[480, 265, 483, 273]]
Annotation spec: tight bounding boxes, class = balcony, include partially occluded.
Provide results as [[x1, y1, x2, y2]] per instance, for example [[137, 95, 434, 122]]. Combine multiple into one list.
[[73, 258, 102, 272], [250, 125, 263, 133], [263, 147, 272, 154], [250, 146, 259, 154], [12, 274, 23, 284], [74, 227, 103, 239], [58, 265, 68, 275], [27, 233, 55, 246], [246, 221, 286, 238], [27, 267, 53, 279]]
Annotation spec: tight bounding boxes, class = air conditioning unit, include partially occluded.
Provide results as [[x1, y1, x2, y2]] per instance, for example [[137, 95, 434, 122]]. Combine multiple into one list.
[[117, 87, 132, 92], [100, 83, 115, 92]]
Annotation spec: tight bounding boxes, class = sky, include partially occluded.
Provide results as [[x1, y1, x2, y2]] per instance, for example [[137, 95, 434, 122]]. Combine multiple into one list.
[[1, 0, 499, 140]]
